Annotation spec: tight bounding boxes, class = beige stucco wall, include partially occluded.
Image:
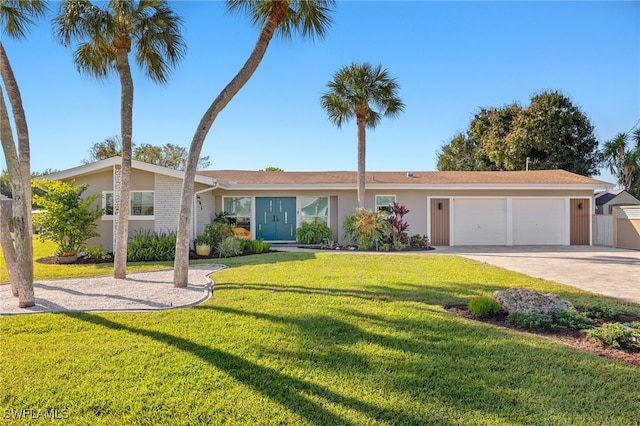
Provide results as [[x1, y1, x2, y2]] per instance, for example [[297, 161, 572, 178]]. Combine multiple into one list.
[[613, 206, 640, 250]]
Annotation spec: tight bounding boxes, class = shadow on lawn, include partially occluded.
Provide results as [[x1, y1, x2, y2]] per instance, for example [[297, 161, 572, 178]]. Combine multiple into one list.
[[64, 312, 451, 425]]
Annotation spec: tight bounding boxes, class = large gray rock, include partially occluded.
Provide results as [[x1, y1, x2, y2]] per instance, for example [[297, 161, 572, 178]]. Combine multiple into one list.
[[493, 288, 573, 314]]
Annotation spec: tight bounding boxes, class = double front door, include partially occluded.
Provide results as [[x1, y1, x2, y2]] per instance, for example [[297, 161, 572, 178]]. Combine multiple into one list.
[[256, 197, 296, 241]]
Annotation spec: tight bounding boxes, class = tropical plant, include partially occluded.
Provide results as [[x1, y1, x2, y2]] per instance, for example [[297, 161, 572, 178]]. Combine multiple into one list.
[[32, 180, 104, 257], [602, 129, 640, 198], [1, 0, 49, 307], [54, 0, 186, 278], [320, 62, 405, 208], [343, 208, 390, 251], [296, 220, 333, 244], [173, 0, 335, 287], [127, 230, 176, 262], [384, 202, 410, 246]]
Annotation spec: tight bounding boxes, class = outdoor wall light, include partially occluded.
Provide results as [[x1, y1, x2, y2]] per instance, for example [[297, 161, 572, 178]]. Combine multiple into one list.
[[578, 202, 583, 210], [437, 202, 443, 210]]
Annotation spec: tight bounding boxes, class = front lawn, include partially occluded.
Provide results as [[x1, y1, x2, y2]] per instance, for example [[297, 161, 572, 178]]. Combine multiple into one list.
[[1, 252, 639, 425]]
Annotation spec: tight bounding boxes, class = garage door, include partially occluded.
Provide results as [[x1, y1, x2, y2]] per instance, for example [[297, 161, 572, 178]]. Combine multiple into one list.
[[453, 198, 507, 245], [513, 198, 565, 245]]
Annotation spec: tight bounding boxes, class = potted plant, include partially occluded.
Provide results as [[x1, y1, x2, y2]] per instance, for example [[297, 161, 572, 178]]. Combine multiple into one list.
[[193, 233, 212, 256]]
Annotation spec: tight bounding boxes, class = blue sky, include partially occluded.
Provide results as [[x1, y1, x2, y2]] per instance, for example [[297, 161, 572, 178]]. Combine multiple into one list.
[[2, 1, 639, 185]]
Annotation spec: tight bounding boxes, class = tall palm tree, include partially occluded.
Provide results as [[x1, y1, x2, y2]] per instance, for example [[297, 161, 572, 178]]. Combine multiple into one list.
[[173, 0, 335, 287], [603, 129, 640, 198], [54, 0, 186, 278], [321, 62, 404, 208], [0, 0, 49, 308]]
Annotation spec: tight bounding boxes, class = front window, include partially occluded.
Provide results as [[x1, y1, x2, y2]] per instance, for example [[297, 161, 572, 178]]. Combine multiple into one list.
[[103, 191, 154, 218], [223, 196, 251, 229], [375, 195, 396, 213], [301, 197, 329, 226]]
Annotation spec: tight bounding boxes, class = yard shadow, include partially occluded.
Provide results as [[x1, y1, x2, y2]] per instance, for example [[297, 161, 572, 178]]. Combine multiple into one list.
[[64, 312, 447, 425]]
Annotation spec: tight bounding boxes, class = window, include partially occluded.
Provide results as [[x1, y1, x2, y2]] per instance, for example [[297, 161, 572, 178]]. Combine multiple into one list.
[[223, 197, 251, 229], [301, 197, 329, 226], [103, 191, 154, 218], [375, 195, 396, 213]]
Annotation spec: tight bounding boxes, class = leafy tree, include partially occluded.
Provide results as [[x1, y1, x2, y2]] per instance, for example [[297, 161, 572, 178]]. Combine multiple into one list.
[[32, 180, 104, 256], [54, 0, 186, 278], [173, 0, 335, 287], [436, 133, 494, 171], [603, 129, 640, 198], [261, 166, 284, 172], [320, 62, 405, 208], [84, 137, 211, 170], [0, 0, 48, 307], [437, 91, 601, 176], [82, 135, 122, 164]]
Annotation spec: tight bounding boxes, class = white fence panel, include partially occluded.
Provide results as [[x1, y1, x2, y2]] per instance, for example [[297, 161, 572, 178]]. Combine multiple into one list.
[[593, 215, 613, 247]]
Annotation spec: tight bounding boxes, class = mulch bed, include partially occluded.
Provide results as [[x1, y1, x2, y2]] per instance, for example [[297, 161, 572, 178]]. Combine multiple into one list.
[[447, 305, 640, 365]]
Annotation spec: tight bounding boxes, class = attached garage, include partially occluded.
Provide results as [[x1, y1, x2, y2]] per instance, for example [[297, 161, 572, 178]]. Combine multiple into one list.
[[452, 198, 508, 245], [512, 198, 565, 245], [442, 196, 585, 246]]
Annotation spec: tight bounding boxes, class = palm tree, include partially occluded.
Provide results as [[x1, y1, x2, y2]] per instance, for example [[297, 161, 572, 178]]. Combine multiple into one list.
[[54, 0, 186, 278], [321, 62, 404, 208], [0, 0, 49, 308], [603, 129, 640, 198], [173, 0, 335, 287]]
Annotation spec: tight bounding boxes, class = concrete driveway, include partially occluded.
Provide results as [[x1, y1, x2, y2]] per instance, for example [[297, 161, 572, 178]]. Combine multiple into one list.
[[435, 246, 640, 304]]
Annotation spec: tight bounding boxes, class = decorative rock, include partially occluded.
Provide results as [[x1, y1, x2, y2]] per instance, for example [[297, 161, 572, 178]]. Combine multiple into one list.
[[493, 288, 573, 314]]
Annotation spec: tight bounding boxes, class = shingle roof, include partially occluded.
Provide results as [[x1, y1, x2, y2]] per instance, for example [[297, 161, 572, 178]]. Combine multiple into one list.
[[197, 169, 611, 186]]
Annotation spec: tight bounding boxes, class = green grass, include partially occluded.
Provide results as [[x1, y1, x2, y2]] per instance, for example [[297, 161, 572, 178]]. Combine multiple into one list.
[[1, 249, 639, 425], [0, 239, 175, 283]]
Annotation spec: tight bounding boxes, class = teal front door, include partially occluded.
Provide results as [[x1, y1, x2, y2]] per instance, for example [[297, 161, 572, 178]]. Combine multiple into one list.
[[256, 197, 296, 241]]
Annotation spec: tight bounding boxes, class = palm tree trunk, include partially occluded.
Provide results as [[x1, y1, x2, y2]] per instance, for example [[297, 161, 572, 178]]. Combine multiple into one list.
[[0, 41, 34, 307], [356, 114, 367, 208], [113, 48, 133, 279], [173, 0, 290, 287]]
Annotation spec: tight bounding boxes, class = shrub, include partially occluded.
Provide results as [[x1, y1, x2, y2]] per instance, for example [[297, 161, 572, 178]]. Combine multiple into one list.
[[409, 234, 430, 249], [582, 302, 622, 320], [127, 230, 176, 262], [244, 239, 272, 254], [203, 222, 233, 247], [552, 308, 595, 330], [32, 180, 104, 256], [468, 296, 502, 318], [506, 312, 554, 330], [384, 202, 410, 246], [216, 236, 243, 258], [84, 245, 111, 260], [584, 322, 640, 350], [296, 220, 333, 244], [343, 208, 390, 250]]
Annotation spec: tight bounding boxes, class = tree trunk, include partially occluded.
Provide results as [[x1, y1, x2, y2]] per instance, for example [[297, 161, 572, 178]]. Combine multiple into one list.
[[113, 46, 133, 279], [0, 196, 19, 297], [173, 0, 290, 287], [356, 113, 367, 209], [0, 41, 34, 307]]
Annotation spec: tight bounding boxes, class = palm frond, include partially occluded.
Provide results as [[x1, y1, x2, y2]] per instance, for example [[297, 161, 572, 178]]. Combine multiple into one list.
[[0, 0, 49, 39]]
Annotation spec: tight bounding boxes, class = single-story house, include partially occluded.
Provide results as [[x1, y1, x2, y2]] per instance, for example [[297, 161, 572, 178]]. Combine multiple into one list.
[[594, 189, 640, 214], [41, 157, 613, 250]]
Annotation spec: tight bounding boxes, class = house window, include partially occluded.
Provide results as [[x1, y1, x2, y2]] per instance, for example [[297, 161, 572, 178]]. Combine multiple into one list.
[[103, 191, 154, 219], [223, 197, 251, 229], [375, 195, 396, 213], [300, 197, 329, 226]]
